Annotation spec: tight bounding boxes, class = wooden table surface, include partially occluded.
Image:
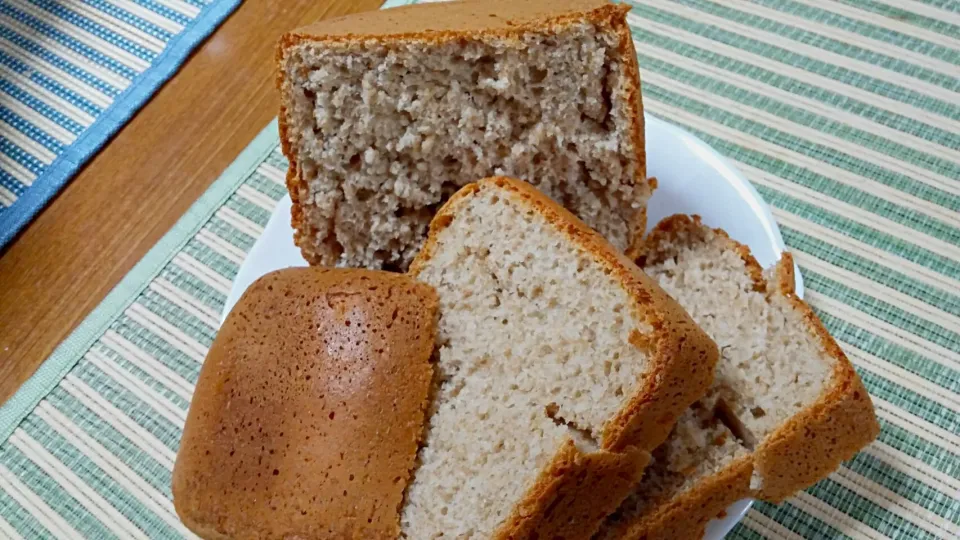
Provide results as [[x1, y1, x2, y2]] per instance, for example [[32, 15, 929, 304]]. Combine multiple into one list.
[[0, 0, 384, 406]]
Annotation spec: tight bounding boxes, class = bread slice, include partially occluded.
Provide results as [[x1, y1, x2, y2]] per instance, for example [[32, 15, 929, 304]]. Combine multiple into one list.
[[599, 215, 880, 540], [277, 0, 649, 270], [404, 179, 717, 538], [172, 268, 438, 539]]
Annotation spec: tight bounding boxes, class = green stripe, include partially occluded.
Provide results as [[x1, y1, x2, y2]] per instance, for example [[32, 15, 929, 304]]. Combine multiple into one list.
[[244, 171, 287, 202], [651, 106, 960, 243], [875, 419, 960, 478], [753, 0, 960, 65], [94, 345, 190, 411], [158, 263, 227, 313], [224, 196, 271, 228], [755, 184, 960, 280], [847, 452, 960, 523], [630, 3, 960, 118], [0, 489, 55, 539], [670, 0, 959, 88], [781, 226, 960, 319], [808, 477, 939, 539], [803, 269, 960, 353], [47, 389, 173, 495], [137, 290, 217, 346], [181, 238, 240, 282], [639, 53, 960, 182], [111, 315, 201, 383], [73, 361, 182, 451], [204, 217, 256, 253], [0, 444, 117, 540], [729, 522, 766, 540], [631, 26, 960, 147], [21, 417, 180, 539], [857, 369, 959, 436], [753, 500, 850, 539], [835, 0, 960, 38]]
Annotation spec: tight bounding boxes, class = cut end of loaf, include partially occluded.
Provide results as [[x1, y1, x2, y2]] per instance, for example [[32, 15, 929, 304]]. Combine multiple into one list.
[[277, 0, 647, 269]]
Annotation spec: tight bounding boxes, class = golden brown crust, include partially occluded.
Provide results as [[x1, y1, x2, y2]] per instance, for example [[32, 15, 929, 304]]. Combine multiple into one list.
[[753, 253, 880, 502], [607, 214, 879, 538], [172, 268, 438, 539], [497, 443, 650, 540], [605, 457, 752, 540], [409, 178, 717, 538], [276, 0, 647, 267]]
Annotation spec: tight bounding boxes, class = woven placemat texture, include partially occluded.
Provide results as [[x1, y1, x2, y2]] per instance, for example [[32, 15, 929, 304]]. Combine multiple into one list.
[[0, 0, 241, 249], [0, 0, 958, 538]]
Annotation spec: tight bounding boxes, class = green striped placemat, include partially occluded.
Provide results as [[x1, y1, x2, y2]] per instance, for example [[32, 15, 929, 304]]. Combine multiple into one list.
[[0, 0, 957, 538]]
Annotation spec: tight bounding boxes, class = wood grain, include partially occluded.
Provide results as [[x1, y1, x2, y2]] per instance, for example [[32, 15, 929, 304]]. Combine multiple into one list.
[[0, 0, 384, 405]]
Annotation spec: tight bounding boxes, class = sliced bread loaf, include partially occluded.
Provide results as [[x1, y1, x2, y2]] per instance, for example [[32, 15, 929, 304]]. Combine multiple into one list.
[[278, 0, 649, 270], [404, 179, 717, 538], [172, 269, 438, 539], [599, 215, 879, 540]]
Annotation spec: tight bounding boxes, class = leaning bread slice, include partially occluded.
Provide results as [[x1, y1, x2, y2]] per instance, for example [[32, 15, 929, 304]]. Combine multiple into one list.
[[404, 178, 717, 538], [278, 0, 650, 270], [599, 215, 880, 539]]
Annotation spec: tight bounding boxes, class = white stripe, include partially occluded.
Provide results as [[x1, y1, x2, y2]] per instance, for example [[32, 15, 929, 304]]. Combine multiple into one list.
[[641, 2, 960, 105], [648, 98, 960, 231], [740, 0, 960, 77], [7, 0, 150, 72], [807, 290, 960, 372], [0, 39, 112, 107], [0, 98, 75, 143], [740, 163, 960, 263], [0, 149, 37, 186], [195, 228, 246, 265], [629, 14, 960, 133], [790, 491, 886, 540], [772, 210, 960, 294], [0, 185, 15, 207], [0, 10, 133, 87], [0, 464, 82, 539], [148, 277, 221, 328], [814, 0, 960, 50], [9, 429, 150, 540], [59, 376, 176, 468], [105, 0, 188, 33], [863, 441, 960, 498], [58, 0, 169, 51], [0, 63, 95, 125], [743, 511, 804, 540], [84, 349, 187, 426], [216, 206, 265, 238], [0, 516, 24, 540], [635, 41, 960, 163], [236, 184, 279, 213], [0, 119, 57, 163], [257, 163, 288, 186], [844, 346, 960, 412], [34, 403, 197, 539], [874, 398, 960, 455], [100, 329, 196, 400], [644, 73, 960, 199], [125, 302, 208, 362], [172, 252, 233, 295], [792, 251, 960, 334], [830, 466, 955, 538]]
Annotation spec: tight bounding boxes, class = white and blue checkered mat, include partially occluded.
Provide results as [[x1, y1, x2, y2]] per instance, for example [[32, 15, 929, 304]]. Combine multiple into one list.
[[0, 0, 241, 249]]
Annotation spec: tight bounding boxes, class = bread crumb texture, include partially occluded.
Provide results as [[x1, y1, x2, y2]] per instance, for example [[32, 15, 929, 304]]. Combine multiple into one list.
[[171, 268, 438, 539], [402, 178, 664, 538], [279, 0, 646, 270], [600, 215, 878, 539]]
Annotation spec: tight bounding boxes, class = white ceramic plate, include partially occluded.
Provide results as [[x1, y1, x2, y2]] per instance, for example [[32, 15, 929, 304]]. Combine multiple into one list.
[[224, 113, 804, 538]]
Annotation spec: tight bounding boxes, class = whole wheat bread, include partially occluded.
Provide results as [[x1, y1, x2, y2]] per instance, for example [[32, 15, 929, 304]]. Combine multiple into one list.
[[277, 0, 649, 270], [598, 215, 879, 540], [404, 179, 717, 539]]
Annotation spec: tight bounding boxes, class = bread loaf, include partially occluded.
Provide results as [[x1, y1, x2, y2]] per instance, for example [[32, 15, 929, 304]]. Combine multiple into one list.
[[599, 215, 880, 539], [172, 268, 438, 539], [277, 0, 649, 270], [404, 179, 717, 538]]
